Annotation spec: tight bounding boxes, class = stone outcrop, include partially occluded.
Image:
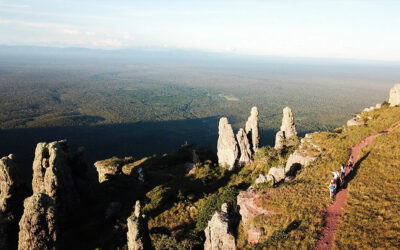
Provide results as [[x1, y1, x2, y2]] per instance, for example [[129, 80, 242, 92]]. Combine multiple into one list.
[[32, 140, 79, 220], [245, 107, 260, 153], [237, 191, 274, 244], [204, 203, 236, 250], [127, 201, 151, 250], [389, 84, 400, 106], [18, 193, 58, 250], [0, 154, 27, 250], [236, 128, 252, 166], [266, 167, 286, 184], [217, 117, 239, 170], [95, 157, 136, 183], [285, 150, 316, 176], [275, 107, 297, 150], [347, 116, 363, 127]]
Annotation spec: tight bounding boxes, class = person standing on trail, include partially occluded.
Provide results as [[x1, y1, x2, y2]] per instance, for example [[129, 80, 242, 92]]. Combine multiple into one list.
[[348, 155, 354, 170], [340, 165, 346, 183], [329, 180, 336, 199]]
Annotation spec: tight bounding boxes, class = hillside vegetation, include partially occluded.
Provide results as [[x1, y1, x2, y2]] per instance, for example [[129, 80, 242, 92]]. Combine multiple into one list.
[[334, 125, 400, 249], [236, 104, 400, 249]]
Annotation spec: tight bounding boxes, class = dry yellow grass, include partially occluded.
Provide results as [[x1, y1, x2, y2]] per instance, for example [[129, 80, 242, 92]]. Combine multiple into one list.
[[334, 126, 400, 249]]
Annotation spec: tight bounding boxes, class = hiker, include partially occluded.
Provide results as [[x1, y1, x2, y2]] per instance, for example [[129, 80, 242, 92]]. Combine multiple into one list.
[[340, 165, 346, 183], [348, 155, 354, 170], [329, 180, 336, 199], [330, 171, 339, 195]]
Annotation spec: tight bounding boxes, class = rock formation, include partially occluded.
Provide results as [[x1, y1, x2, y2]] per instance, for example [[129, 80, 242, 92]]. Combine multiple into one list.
[[127, 201, 151, 250], [204, 203, 236, 250], [18, 193, 58, 250], [266, 167, 286, 184], [32, 140, 79, 220], [275, 107, 297, 150], [236, 128, 252, 166], [95, 156, 136, 183], [217, 117, 239, 170], [285, 150, 316, 176], [347, 116, 363, 126], [0, 154, 27, 250], [245, 107, 260, 153], [237, 191, 273, 244], [389, 84, 400, 106]]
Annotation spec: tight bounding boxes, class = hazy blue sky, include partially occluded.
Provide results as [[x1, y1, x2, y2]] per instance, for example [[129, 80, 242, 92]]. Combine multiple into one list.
[[1, 0, 400, 61]]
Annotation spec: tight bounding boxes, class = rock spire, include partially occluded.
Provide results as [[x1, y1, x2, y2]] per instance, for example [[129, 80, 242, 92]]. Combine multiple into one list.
[[32, 140, 79, 220], [245, 106, 260, 152], [127, 200, 152, 250], [204, 203, 236, 250], [389, 84, 400, 107], [0, 154, 27, 250], [274, 107, 297, 150], [236, 128, 252, 166], [217, 117, 239, 170], [18, 193, 58, 250]]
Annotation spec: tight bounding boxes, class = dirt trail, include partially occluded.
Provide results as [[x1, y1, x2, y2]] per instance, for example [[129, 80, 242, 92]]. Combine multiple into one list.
[[314, 121, 400, 250]]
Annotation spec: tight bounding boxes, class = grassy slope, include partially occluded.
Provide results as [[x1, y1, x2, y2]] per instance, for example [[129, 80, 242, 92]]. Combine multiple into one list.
[[239, 105, 400, 249], [334, 125, 400, 249]]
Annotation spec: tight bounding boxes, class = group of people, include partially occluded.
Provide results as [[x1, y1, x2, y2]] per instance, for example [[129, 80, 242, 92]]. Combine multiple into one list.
[[329, 155, 354, 199]]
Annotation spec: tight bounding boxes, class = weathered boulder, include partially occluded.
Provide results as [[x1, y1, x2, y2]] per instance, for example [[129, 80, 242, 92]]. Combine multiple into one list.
[[236, 128, 252, 166], [285, 150, 316, 175], [217, 117, 239, 170], [275, 107, 297, 150], [0, 154, 27, 250], [389, 84, 400, 106], [32, 140, 79, 220], [245, 107, 260, 153], [266, 167, 286, 184], [347, 116, 363, 127], [127, 201, 151, 250], [204, 203, 236, 250], [18, 193, 58, 250]]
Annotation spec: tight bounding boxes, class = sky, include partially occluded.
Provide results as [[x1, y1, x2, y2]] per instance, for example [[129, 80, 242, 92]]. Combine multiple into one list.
[[1, 0, 400, 61]]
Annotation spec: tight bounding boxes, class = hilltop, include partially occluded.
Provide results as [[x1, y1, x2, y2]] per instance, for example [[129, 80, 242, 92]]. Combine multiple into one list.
[[1, 85, 400, 249]]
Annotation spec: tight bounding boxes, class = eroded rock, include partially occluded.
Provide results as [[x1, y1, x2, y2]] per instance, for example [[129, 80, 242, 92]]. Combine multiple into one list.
[[266, 167, 286, 184], [204, 203, 236, 250], [127, 201, 151, 250], [18, 193, 58, 250], [245, 107, 260, 153], [347, 116, 363, 127], [389, 84, 400, 106], [32, 140, 79, 220], [0, 154, 27, 250], [236, 128, 252, 166], [217, 117, 239, 170], [285, 150, 316, 175], [275, 107, 297, 150]]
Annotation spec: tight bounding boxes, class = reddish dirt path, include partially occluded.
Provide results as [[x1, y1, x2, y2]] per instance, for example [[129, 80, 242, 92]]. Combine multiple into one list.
[[314, 121, 400, 250]]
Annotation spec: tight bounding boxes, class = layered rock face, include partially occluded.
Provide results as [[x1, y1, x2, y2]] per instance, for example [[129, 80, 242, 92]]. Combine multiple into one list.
[[245, 107, 260, 153], [236, 128, 252, 166], [127, 201, 151, 250], [0, 154, 27, 250], [275, 107, 297, 150], [32, 140, 79, 219], [204, 203, 236, 250], [18, 193, 58, 250], [217, 117, 239, 170], [95, 157, 136, 183], [237, 191, 273, 244], [285, 150, 316, 175], [389, 84, 400, 106]]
